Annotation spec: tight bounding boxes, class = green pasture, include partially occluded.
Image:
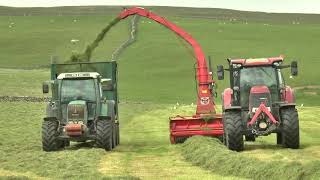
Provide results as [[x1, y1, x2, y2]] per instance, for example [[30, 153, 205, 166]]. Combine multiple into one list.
[[0, 6, 320, 104]]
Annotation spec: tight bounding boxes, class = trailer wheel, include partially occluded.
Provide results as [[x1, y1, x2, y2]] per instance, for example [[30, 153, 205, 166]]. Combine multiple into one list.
[[281, 107, 300, 149], [42, 121, 61, 151], [96, 120, 113, 151], [223, 111, 244, 151]]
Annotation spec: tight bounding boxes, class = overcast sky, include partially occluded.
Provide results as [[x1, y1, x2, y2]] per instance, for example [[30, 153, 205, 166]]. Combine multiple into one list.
[[0, 0, 319, 14]]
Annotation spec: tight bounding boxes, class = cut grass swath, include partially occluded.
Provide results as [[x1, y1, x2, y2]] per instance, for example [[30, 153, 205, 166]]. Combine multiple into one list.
[[182, 136, 320, 180]]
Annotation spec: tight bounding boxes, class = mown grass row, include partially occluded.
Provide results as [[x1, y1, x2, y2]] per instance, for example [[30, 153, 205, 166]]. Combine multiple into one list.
[[182, 136, 320, 180]]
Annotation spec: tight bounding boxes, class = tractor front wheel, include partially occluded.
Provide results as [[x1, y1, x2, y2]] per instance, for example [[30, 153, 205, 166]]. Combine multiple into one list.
[[42, 121, 61, 152], [96, 120, 113, 151], [223, 111, 244, 151], [281, 107, 300, 149]]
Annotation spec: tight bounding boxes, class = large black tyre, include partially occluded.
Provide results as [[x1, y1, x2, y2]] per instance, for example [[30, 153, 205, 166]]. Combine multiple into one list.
[[281, 107, 300, 149], [96, 120, 113, 151], [42, 121, 61, 152], [223, 111, 244, 151]]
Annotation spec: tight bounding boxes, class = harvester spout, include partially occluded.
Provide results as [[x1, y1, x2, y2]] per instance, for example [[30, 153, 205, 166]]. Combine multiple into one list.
[[118, 7, 216, 115]]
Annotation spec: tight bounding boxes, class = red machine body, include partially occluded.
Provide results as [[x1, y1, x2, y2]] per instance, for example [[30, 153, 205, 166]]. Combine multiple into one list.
[[64, 124, 84, 136], [118, 7, 223, 143], [220, 56, 299, 151], [247, 86, 278, 126]]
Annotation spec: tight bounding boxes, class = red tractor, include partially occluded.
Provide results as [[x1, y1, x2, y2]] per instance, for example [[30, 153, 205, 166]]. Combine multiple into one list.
[[218, 56, 299, 151]]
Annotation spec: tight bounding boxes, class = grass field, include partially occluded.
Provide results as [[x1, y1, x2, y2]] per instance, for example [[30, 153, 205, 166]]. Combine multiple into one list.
[[0, 5, 320, 180], [1, 6, 320, 104]]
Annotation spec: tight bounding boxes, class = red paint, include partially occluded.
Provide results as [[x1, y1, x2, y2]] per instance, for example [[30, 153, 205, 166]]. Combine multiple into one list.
[[250, 86, 270, 94], [169, 114, 223, 144], [118, 7, 216, 114], [231, 56, 284, 67], [117, 7, 223, 143], [247, 103, 278, 126], [223, 88, 233, 109], [282, 86, 295, 103], [65, 124, 83, 136]]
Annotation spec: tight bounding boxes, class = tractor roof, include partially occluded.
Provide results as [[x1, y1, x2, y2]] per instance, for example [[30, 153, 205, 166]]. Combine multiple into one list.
[[230, 56, 284, 66], [57, 72, 100, 80]]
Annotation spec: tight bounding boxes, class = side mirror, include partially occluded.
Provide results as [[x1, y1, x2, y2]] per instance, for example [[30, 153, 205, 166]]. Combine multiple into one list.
[[42, 83, 49, 94], [101, 79, 114, 91], [217, 65, 224, 80], [291, 61, 298, 76]]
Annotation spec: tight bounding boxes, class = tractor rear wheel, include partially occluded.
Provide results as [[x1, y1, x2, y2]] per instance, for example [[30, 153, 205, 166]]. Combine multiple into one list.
[[223, 111, 244, 151], [42, 121, 61, 152], [281, 107, 300, 149], [96, 120, 113, 151]]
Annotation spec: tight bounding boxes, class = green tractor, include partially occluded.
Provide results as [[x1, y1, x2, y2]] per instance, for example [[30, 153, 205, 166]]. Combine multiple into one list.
[[42, 61, 119, 151], [218, 56, 299, 151]]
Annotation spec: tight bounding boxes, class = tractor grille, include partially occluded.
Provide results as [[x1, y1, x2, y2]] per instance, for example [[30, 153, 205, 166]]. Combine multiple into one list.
[[250, 93, 271, 109], [68, 104, 85, 121]]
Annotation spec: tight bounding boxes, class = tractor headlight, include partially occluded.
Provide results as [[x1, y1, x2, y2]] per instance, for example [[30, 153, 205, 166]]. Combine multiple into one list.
[[232, 64, 242, 68]]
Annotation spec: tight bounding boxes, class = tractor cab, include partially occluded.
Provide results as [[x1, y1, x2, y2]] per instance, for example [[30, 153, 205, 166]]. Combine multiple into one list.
[[41, 62, 119, 152], [217, 56, 299, 151], [44, 72, 112, 126], [218, 57, 297, 110]]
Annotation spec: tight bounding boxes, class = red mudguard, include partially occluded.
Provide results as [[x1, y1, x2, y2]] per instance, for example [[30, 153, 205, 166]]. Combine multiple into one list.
[[282, 86, 295, 103]]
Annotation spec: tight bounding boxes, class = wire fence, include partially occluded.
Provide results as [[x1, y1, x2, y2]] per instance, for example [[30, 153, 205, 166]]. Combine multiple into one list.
[[0, 96, 51, 102], [111, 15, 140, 61]]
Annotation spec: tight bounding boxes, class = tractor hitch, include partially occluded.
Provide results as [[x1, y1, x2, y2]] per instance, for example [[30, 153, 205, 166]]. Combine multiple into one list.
[[248, 103, 278, 126], [251, 123, 278, 136]]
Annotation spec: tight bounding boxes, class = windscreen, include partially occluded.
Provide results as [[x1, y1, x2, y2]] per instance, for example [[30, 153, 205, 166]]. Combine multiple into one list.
[[240, 66, 278, 107], [240, 67, 277, 87], [61, 79, 96, 102]]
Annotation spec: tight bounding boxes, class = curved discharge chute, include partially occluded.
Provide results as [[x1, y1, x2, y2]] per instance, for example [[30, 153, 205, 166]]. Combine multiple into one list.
[[71, 7, 223, 143]]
